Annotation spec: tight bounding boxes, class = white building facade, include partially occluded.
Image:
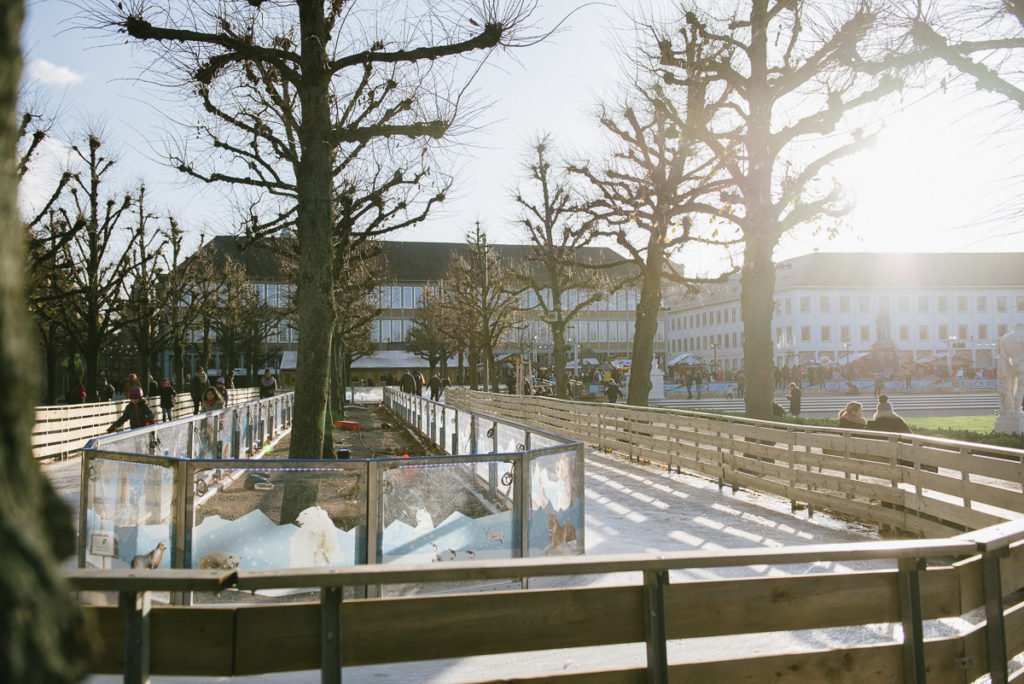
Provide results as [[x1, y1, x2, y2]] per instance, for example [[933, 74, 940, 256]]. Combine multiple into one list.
[[665, 252, 1024, 374]]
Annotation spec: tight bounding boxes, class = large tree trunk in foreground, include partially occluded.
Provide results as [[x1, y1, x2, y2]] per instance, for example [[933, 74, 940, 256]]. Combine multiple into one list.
[[281, 2, 336, 524], [627, 238, 665, 406], [0, 4, 93, 679], [740, 235, 777, 420]]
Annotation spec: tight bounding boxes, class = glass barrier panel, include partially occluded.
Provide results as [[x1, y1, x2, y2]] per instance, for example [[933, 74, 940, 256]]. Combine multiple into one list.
[[528, 449, 583, 558], [497, 424, 526, 455], [379, 458, 517, 596], [236, 407, 251, 456], [190, 463, 367, 603], [193, 414, 223, 459], [475, 417, 494, 455], [150, 420, 192, 459], [219, 409, 237, 459], [83, 456, 176, 570], [457, 411, 472, 455]]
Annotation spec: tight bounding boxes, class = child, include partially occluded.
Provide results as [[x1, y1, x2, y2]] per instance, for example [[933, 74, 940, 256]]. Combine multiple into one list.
[[158, 378, 177, 422], [107, 386, 155, 432]]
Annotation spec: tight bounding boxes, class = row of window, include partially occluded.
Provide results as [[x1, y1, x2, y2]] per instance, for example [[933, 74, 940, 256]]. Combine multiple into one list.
[[785, 293, 1024, 317], [373, 285, 644, 313], [671, 307, 739, 332], [669, 332, 739, 354]]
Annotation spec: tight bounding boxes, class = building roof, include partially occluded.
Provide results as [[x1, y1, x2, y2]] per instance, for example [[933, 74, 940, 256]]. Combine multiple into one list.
[[195, 236, 630, 284], [775, 252, 1024, 289]]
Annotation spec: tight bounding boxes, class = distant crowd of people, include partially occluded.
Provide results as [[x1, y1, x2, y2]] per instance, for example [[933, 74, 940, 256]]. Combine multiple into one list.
[[68, 366, 281, 434]]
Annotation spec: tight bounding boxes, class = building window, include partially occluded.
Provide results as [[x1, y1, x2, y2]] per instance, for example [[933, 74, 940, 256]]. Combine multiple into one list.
[[919, 325, 928, 341], [997, 296, 1008, 313], [918, 296, 928, 313], [958, 324, 968, 340], [898, 296, 909, 313], [899, 325, 909, 342], [800, 325, 811, 342], [859, 296, 870, 314], [957, 296, 968, 313], [979, 324, 988, 340], [800, 296, 810, 314], [819, 296, 830, 313], [977, 296, 988, 313], [839, 296, 850, 314], [938, 324, 948, 341], [860, 325, 870, 342], [821, 325, 831, 342], [785, 300, 791, 316], [732, 332, 739, 347], [840, 324, 850, 343], [716, 310, 722, 324], [1017, 297, 1024, 313], [999, 324, 1008, 337], [937, 296, 948, 313]]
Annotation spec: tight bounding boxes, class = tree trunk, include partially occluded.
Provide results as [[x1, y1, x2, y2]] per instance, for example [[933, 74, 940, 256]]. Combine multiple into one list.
[[0, 4, 93, 678], [281, 3, 336, 524], [552, 323, 568, 398], [740, 235, 777, 420], [627, 240, 664, 406]]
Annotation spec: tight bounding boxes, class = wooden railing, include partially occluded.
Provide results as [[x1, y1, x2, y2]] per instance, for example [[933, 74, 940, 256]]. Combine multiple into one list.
[[33, 388, 260, 460], [448, 390, 1024, 537], [66, 390, 1024, 683], [66, 521, 1024, 684]]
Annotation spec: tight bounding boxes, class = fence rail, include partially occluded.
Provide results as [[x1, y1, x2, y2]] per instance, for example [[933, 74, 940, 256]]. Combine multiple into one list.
[[33, 388, 262, 460], [66, 390, 1024, 683]]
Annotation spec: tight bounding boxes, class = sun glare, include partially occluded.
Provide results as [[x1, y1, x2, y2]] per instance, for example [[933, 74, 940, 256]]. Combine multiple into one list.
[[837, 99, 1018, 254]]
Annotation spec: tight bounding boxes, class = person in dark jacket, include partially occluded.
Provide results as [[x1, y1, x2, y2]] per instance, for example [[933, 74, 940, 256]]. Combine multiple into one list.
[[98, 374, 116, 402], [837, 401, 867, 429], [428, 374, 443, 401], [399, 370, 417, 394], [786, 382, 802, 415], [107, 386, 155, 432], [259, 369, 277, 398], [604, 380, 622, 403], [190, 366, 209, 414], [867, 395, 913, 433], [157, 378, 177, 422]]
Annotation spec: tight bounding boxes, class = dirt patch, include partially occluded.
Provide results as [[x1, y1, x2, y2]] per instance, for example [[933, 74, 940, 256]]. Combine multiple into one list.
[[192, 404, 483, 531]]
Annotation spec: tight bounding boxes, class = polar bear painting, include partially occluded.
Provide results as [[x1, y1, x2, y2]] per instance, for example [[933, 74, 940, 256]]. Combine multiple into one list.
[[289, 506, 344, 568]]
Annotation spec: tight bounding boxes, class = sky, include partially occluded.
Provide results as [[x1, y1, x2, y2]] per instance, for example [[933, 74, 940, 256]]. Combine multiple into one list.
[[19, 1, 1024, 265]]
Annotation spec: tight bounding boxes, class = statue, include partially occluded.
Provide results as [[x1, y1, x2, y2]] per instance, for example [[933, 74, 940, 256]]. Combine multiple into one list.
[[997, 324, 1024, 421], [875, 307, 892, 343]]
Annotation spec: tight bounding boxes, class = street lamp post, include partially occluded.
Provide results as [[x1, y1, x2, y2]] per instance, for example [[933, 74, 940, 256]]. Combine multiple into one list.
[[710, 342, 718, 380], [947, 336, 956, 378]]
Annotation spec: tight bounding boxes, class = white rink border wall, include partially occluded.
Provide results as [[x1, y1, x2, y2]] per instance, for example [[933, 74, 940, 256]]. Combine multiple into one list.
[[61, 390, 1024, 683]]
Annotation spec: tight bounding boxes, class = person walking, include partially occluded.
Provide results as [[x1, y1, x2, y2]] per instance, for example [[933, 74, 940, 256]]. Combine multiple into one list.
[[200, 386, 224, 412], [98, 374, 116, 402], [216, 376, 230, 406], [786, 382, 802, 416], [259, 369, 277, 398], [399, 369, 417, 394], [123, 373, 143, 399], [414, 371, 425, 396], [190, 366, 209, 414], [107, 386, 155, 432], [226, 369, 237, 389], [157, 378, 177, 422], [428, 374, 443, 401]]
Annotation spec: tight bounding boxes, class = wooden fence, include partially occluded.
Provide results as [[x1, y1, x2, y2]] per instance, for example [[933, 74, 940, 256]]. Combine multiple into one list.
[[32, 388, 261, 460], [66, 390, 1024, 683], [448, 390, 1024, 538]]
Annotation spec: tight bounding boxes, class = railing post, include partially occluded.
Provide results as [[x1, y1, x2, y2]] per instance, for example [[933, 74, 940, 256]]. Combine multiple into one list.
[[982, 546, 1009, 684], [320, 586, 343, 684], [120, 590, 151, 684], [642, 569, 669, 684], [897, 556, 927, 684]]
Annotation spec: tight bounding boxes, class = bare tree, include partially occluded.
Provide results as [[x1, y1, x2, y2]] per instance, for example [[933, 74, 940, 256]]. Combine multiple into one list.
[[93, 0, 542, 476], [570, 54, 739, 405], [658, 3, 903, 418], [0, 3, 92, 679], [211, 258, 281, 376], [407, 284, 459, 378], [121, 184, 168, 384], [445, 223, 522, 392], [56, 131, 135, 401], [513, 135, 621, 398]]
